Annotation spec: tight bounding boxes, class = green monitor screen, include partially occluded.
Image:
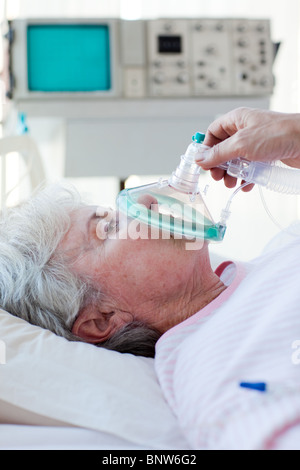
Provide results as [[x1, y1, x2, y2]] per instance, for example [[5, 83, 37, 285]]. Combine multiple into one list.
[[27, 24, 111, 92]]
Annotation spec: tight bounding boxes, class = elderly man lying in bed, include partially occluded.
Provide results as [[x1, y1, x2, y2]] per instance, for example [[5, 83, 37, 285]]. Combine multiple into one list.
[[1, 183, 300, 449]]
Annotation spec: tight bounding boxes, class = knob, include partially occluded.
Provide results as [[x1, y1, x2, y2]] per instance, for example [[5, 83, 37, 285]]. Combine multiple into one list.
[[260, 76, 270, 87], [239, 55, 248, 64], [153, 72, 165, 84], [153, 60, 163, 68], [236, 23, 247, 33], [207, 80, 217, 89], [238, 38, 248, 48], [240, 73, 248, 81], [194, 23, 203, 32], [177, 72, 189, 84], [206, 45, 216, 55], [164, 22, 172, 33], [215, 23, 224, 32], [256, 23, 265, 33]]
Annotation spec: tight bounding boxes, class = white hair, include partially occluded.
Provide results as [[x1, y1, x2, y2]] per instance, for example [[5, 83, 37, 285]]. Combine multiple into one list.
[[0, 183, 160, 356], [0, 183, 88, 340]]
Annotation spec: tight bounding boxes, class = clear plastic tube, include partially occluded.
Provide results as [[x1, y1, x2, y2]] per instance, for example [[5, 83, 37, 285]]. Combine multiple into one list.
[[190, 133, 300, 195], [188, 134, 300, 233], [219, 159, 300, 195]]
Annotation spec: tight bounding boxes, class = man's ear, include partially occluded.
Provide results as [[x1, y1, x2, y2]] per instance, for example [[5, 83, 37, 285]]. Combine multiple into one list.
[[71, 305, 132, 344]]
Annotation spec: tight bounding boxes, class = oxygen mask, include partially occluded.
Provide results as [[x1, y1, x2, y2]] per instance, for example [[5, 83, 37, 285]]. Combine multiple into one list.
[[116, 133, 227, 243]]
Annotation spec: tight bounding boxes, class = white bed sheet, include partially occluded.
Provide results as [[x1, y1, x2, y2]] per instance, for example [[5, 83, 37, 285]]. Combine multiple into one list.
[[0, 424, 149, 450]]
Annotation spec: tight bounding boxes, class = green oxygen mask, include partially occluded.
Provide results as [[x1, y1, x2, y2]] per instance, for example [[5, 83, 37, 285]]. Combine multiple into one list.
[[116, 133, 227, 242]]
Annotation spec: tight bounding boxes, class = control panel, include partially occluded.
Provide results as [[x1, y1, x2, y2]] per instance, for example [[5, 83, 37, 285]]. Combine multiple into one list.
[[129, 18, 274, 97]]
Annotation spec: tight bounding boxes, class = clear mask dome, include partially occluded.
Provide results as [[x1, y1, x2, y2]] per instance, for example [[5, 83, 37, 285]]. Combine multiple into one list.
[[116, 133, 226, 242]]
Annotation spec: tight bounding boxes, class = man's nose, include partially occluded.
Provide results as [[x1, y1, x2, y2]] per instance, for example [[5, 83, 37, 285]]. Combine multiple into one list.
[[137, 194, 159, 211]]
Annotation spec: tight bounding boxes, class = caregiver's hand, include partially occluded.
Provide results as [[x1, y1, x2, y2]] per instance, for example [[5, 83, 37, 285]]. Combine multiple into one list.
[[196, 107, 300, 191]]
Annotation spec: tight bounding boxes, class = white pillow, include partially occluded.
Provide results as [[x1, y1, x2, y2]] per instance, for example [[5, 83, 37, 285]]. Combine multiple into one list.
[[0, 309, 188, 449]]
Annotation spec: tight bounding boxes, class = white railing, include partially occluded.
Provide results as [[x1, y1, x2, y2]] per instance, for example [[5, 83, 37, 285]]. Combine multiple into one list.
[[0, 135, 46, 208]]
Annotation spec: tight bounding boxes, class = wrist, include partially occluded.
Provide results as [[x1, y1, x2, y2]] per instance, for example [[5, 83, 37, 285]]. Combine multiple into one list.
[[287, 113, 300, 138]]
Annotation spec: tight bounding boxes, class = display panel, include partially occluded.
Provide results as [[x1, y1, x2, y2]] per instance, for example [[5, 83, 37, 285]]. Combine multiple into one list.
[[158, 35, 182, 54], [27, 24, 111, 92]]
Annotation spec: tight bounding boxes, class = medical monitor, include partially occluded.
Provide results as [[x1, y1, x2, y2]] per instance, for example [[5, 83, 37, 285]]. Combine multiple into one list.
[[8, 19, 118, 100], [6, 17, 274, 102]]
